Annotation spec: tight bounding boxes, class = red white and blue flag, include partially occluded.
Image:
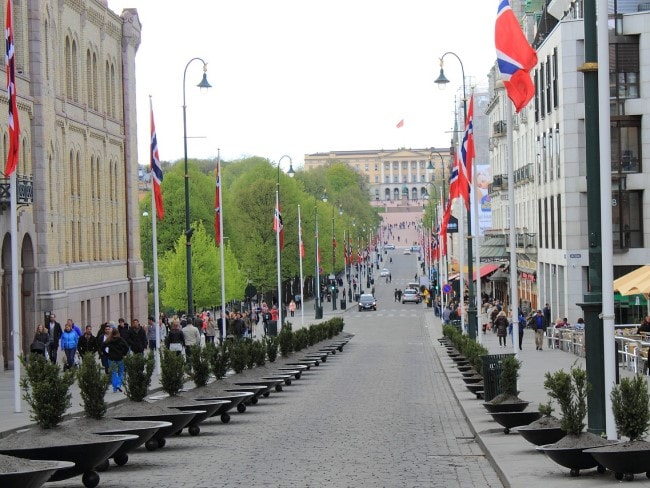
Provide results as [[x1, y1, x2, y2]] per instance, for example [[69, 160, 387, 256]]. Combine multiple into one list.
[[273, 203, 284, 250], [5, 0, 19, 176], [495, 0, 537, 113], [214, 156, 221, 246], [150, 100, 164, 220], [460, 95, 475, 187]]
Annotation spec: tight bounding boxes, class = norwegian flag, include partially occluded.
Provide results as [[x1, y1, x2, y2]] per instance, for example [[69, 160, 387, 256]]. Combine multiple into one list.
[[448, 152, 469, 207], [460, 95, 475, 186], [495, 0, 537, 113], [273, 203, 284, 250], [5, 0, 19, 176], [214, 156, 221, 246], [298, 215, 305, 259], [150, 100, 164, 220]]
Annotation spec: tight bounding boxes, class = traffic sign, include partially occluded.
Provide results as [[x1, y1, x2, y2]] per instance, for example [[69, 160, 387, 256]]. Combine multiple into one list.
[[442, 283, 452, 294]]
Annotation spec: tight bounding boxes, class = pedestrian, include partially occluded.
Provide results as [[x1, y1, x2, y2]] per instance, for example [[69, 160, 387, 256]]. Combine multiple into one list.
[[105, 328, 129, 393], [205, 312, 216, 344], [45, 313, 62, 364], [30, 324, 50, 357], [543, 303, 551, 330], [495, 311, 509, 348], [127, 318, 147, 354], [117, 318, 130, 345], [60, 321, 79, 370], [534, 310, 545, 350], [146, 316, 159, 350], [77, 325, 99, 357], [99, 323, 114, 373], [442, 305, 451, 325], [182, 318, 201, 372], [289, 299, 296, 318], [517, 312, 526, 350], [166, 319, 185, 355]]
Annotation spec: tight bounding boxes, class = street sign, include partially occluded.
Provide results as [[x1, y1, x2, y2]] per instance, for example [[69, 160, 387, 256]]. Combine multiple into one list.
[[447, 216, 458, 233], [442, 283, 452, 294]]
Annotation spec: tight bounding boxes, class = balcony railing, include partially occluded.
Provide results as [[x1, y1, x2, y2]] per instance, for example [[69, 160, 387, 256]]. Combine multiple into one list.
[[0, 174, 34, 210], [493, 120, 507, 136], [514, 163, 534, 185]]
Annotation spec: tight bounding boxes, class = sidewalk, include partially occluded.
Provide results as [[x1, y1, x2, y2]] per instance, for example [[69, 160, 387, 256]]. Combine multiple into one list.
[[425, 312, 643, 488]]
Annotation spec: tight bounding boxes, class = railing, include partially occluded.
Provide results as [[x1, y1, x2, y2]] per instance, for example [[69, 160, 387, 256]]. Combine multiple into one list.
[[514, 163, 534, 185], [0, 174, 34, 210], [493, 120, 507, 136]]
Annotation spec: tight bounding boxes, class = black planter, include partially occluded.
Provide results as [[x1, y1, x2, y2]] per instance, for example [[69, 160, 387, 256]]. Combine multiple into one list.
[[483, 401, 529, 413], [537, 434, 615, 477], [112, 411, 197, 450], [262, 375, 292, 388], [515, 425, 566, 446], [585, 441, 650, 481], [233, 382, 275, 398], [466, 382, 484, 394], [91, 420, 171, 466], [462, 375, 483, 385], [0, 457, 73, 488], [488, 411, 542, 434], [276, 368, 304, 379], [194, 392, 254, 420], [286, 361, 314, 370], [461, 370, 479, 377], [451, 356, 468, 363], [0, 434, 135, 488], [224, 386, 267, 406], [164, 401, 228, 435]]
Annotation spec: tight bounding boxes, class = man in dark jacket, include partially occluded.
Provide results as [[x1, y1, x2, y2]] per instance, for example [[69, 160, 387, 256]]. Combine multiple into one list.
[[117, 318, 130, 345], [127, 318, 147, 354], [77, 325, 99, 357], [45, 313, 62, 364]]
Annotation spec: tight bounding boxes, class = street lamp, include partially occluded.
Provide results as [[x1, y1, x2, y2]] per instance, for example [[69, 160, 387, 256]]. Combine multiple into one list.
[[182, 57, 211, 318], [275, 155, 294, 327], [434, 51, 477, 340]]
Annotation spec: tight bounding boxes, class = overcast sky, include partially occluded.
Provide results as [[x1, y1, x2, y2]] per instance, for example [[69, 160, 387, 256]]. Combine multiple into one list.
[[108, 0, 498, 170]]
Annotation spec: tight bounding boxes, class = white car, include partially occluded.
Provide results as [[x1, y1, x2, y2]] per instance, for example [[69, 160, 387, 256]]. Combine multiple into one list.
[[403, 249, 411, 255], [384, 244, 395, 250], [380, 268, 390, 277], [401, 288, 421, 304]]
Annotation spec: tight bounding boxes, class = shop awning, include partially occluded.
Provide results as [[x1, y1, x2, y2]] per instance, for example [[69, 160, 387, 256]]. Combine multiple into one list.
[[614, 265, 650, 296], [448, 264, 499, 281]]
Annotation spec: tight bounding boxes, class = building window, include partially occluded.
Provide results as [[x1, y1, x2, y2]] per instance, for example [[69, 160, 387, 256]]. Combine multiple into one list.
[[392, 162, 398, 169], [365, 164, 369, 171], [611, 117, 641, 174], [393, 176, 398, 183], [610, 42, 639, 100], [557, 194, 562, 248], [550, 195, 555, 249], [613, 190, 643, 249], [374, 175, 379, 183], [411, 175, 417, 183], [385, 176, 390, 183], [375, 164, 378, 171], [420, 174, 425, 182], [552, 48, 559, 109], [384, 162, 390, 170]]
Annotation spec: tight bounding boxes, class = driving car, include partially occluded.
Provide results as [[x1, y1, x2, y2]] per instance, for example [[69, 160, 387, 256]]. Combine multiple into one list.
[[403, 248, 411, 255], [410, 245, 421, 253], [384, 243, 395, 250], [358, 294, 377, 311], [380, 268, 390, 277], [401, 288, 421, 304]]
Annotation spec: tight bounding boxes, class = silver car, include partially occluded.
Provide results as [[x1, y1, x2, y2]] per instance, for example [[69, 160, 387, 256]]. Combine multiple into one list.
[[401, 288, 421, 304]]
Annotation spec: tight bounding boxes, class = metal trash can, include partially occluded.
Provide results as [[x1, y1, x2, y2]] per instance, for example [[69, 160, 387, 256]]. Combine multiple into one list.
[[315, 304, 323, 319], [481, 353, 515, 402], [267, 320, 278, 337], [354, 293, 360, 302], [340, 299, 346, 310]]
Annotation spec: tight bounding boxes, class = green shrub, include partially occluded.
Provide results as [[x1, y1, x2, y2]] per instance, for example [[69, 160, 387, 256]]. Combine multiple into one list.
[[293, 329, 309, 352], [20, 354, 75, 429], [279, 324, 294, 357], [228, 340, 248, 374], [500, 355, 521, 397], [611, 374, 650, 441], [207, 343, 229, 379], [188, 345, 211, 388], [244, 341, 256, 369], [544, 366, 589, 435], [265, 336, 278, 363], [77, 352, 110, 419], [160, 348, 186, 396], [250, 341, 266, 366], [123, 351, 155, 402]]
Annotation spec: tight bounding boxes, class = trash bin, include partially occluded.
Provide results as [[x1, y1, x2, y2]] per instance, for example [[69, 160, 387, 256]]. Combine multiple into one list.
[[481, 353, 515, 402], [267, 320, 278, 337], [340, 299, 346, 310], [315, 304, 323, 319], [354, 293, 360, 302]]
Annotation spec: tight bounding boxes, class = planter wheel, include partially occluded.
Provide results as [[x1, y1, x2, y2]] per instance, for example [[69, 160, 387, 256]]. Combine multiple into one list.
[[597, 465, 606, 474], [221, 412, 231, 423], [284, 379, 292, 386], [188, 425, 201, 436], [504, 428, 510, 434], [646, 472, 650, 479], [570, 468, 580, 477], [82, 470, 100, 488], [275, 384, 283, 392], [96, 459, 110, 472], [237, 403, 247, 413], [114, 453, 129, 466], [251, 397, 258, 405], [174, 430, 183, 436], [625, 473, 634, 482], [145, 439, 158, 451], [157, 437, 166, 449], [295, 373, 301, 379], [263, 391, 270, 397]]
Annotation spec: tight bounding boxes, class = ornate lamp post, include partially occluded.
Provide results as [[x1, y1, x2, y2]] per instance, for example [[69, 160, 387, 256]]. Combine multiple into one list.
[[182, 58, 211, 318], [435, 51, 477, 340], [275, 155, 295, 327]]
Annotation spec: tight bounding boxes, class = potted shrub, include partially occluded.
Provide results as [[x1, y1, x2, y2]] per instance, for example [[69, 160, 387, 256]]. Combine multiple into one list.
[[536, 366, 613, 477], [483, 355, 530, 412], [265, 336, 278, 363], [279, 324, 294, 357], [123, 351, 155, 402], [188, 345, 211, 388], [585, 374, 650, 481], [77, 352, 110, 419], [228, 340, 248, 374], [160, 347, 186, 397], [207, 343, 230, 379]]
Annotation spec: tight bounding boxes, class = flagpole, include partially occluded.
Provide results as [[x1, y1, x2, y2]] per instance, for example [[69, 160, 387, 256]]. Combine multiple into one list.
[[217, 150, 226, 340], [151, 175, 161, 374], [275, 187, 282, 329], [10, 172, 20, 412], [458, 200, 466, 333], [506, 100, 519, 356], [298, 205, 305, 327]]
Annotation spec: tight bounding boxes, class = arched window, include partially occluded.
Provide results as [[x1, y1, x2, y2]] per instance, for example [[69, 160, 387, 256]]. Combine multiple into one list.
[[65, 37, 72, 98]]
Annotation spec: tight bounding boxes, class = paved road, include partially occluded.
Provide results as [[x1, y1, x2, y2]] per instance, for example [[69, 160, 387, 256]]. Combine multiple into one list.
[[43, 249, 502, 487]]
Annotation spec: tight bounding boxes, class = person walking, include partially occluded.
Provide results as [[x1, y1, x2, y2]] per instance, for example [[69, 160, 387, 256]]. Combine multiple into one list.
[[289, 300, 296, 318], [495, 311, 509, 348], [534, 309, 545, 350], [30, 324, 50, 357], [60, 321, 79, 370], [77, 325, 99, 357], [182, 318, 201, 372], [127, 318, 147, 354], [105, 328, 129, 393], [45, 313, 62, 364], [205, 312, 217, 344], [166, 319, 185, 355]]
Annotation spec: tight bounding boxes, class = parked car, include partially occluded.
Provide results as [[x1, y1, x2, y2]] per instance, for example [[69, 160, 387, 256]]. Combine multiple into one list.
[[401, 288, 421, 304], [358, 294, 377, 311], [380, 268, 390, 277], [384, 243, 395, 250], [410, 245, 421, 253]]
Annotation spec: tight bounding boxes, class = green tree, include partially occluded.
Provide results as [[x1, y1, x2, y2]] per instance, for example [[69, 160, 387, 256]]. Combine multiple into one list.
[[159, 221, 246, 311]]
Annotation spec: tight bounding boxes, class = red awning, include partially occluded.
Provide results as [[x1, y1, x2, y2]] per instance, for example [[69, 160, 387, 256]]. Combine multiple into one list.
[[448, 264, 499, 281]]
